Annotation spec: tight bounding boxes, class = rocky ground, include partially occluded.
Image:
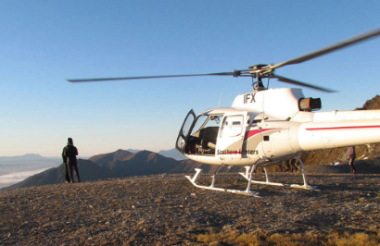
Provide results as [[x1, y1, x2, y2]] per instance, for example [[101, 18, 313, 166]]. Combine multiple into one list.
[[1, 169, 380, 245]]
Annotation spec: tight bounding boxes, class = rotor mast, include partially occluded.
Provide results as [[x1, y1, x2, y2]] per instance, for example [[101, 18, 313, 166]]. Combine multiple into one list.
[[249, 64, 268, 91]]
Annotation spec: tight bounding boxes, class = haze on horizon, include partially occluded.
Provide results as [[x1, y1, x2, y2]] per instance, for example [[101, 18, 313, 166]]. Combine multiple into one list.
[[1, 1, 380, 157]]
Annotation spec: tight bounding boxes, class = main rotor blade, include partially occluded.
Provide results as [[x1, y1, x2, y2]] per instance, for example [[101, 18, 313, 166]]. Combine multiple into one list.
[[271, 27, 380, 70], [67, 70, 248, 83], [272, 74, 336, 93]]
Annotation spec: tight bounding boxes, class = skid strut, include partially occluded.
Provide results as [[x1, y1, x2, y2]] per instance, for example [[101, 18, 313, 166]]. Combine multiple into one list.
[[239, 157, 317, 190], [185, 166, 260, 197]]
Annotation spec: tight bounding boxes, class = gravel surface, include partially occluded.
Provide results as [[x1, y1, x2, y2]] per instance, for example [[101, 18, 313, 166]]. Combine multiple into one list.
[[1, 172, 380, 245]]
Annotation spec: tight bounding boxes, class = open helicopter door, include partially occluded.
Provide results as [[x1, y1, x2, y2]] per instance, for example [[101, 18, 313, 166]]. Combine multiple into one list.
[[176, 109, 196, 154], [216, 111, 249, 158]]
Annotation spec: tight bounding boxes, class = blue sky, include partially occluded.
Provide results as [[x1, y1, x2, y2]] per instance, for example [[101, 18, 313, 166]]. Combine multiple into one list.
[[1, 1, 380, 157]]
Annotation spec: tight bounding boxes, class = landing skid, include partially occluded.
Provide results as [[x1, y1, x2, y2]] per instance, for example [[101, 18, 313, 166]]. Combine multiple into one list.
[[185, 168, 260, 197], [185, 157, 317, 196], [239, 157, 317, 191]]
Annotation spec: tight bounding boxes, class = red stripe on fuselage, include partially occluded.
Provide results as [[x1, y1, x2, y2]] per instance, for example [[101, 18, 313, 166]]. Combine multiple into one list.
[[244, 128, 277, 141], [306, 125, 380, 131]]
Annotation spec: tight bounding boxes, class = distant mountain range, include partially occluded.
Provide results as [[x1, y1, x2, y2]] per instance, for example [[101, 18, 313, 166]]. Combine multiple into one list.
[[158, 148, 188, 160], [3, 95, 380, 191], [0, 155, 62, 189], [1, 149, 241, 191], [0, 148, 185, 189], [3, 145, 380, 191], [128, 148, 187, 160], [0, 154, 46, 161], [0, 154, 61, 176], [0, 148, 184, 175]]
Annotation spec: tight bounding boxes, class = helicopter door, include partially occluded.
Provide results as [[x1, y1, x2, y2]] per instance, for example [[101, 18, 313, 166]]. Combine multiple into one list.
[[216, 112, 248, 157], [176, 109, 196, 154]]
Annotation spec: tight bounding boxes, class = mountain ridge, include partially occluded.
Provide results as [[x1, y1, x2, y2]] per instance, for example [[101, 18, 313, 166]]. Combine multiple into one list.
[[0, 149, 203, 191], [3, 95, 380, 191]]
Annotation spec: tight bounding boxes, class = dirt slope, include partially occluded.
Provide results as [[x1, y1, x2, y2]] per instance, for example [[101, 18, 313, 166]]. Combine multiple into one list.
[[1, 173, 380, 245]]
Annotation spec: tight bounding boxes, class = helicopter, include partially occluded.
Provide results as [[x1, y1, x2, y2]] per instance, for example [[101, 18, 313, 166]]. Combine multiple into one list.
[[69, 27, 380, 196]]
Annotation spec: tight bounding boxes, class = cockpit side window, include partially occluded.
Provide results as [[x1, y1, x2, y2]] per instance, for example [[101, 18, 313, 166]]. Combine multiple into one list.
[[220, 115, 243, 137]]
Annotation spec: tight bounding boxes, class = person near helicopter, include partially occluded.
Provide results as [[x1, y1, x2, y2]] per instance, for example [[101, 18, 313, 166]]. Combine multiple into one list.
[[346, 146, 357, 174], [62, 138, 81, 183]]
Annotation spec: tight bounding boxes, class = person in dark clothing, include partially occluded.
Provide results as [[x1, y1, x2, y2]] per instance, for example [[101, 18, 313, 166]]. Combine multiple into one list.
[[279, 158, 299, 172], [62, 138, 81, 183], [62, 161, 71, 183], [347, 146, 357, 174]]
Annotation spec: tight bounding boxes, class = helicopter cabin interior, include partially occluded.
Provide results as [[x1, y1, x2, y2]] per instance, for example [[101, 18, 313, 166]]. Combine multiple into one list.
[[181, 112, 257, 156], [186, 114, 222, 155]]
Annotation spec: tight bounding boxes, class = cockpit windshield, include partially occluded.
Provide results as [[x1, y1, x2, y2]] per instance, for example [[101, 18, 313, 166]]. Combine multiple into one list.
[[190, 114, 222, 137]]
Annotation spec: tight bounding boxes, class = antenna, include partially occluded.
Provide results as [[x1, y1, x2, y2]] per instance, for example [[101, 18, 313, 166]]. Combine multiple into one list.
[[217, 92, 223, 108]]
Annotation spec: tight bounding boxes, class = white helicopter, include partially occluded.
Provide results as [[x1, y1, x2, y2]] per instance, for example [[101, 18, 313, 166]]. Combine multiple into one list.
[[69, 27, 380, 196]]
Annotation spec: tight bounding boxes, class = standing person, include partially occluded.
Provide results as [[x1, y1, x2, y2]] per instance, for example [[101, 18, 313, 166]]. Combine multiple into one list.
[[62, 160, 71, 183], [62, 138, 81, 182], [61, 140, 71, 183], [347, 146, 357, 174]]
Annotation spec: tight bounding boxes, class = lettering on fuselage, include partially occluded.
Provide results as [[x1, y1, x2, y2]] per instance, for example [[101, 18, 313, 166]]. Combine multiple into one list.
[[217, 149, 259, 155], [243, 93, 256, 104]]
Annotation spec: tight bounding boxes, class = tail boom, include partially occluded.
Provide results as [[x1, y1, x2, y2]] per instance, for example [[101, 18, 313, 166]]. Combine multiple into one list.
[[298, 116, 380, 151]]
